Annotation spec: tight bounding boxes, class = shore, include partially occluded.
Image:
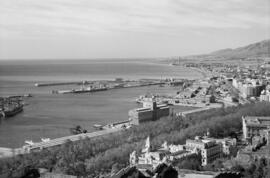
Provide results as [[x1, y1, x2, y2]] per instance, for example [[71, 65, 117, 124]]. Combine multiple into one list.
[[0, 60, 203, 148], [186, 66, 212, 79]]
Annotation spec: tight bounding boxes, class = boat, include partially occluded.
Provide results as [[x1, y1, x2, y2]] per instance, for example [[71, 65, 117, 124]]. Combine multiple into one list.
[[52, 89, 73, 94], [135, 95, 146, 103], [8, 94, 32, 98], [0, 96, 24, 118], [23, 94, 33, 97], [3, 104, 23, 118], [72, 86, 108, 93], [54, 86, 108, 94], [0, 101, 23, 118]]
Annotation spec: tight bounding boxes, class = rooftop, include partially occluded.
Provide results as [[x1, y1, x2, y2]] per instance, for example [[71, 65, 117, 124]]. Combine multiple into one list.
[[186, 138, 218, 148], [132, 104, 169, 112], [243, 116, 270, 126]]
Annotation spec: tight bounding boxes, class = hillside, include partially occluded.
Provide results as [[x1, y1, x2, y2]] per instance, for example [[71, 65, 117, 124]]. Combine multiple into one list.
[[184, 39, 270, 61], [210, 39, 270, 59]]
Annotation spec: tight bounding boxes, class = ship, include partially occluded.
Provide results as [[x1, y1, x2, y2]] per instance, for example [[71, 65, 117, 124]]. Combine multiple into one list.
[[1, 104, 23, 118], [72, 86, 108, 93], [52, 89, 74, 94], [135, 95, 169, 105], [0, 97, 23, 118], [53, 85, 108, 94]]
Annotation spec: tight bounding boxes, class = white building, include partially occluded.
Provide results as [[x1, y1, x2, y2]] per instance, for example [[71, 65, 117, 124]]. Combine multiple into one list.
[[242, 116, 270, 140], [186, 137, 222, 166]]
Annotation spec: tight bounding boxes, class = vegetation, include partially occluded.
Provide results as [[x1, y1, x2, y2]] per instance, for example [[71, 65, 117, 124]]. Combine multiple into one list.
[[173, 154, 201, 170], [231, 158, 270, 178], [1, 102, 270, 177]]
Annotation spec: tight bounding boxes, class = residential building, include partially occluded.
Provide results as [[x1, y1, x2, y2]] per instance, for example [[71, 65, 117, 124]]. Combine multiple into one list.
[[260, 89, 270, 102], [242, 116, 270, 140], [206, 137, 237, 156], [186, 137, 222, 166], [129, 137, 196, 170]]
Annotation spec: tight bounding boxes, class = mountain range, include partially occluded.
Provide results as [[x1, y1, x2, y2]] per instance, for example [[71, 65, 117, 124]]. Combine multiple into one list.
[[186, 39, 270, 60]]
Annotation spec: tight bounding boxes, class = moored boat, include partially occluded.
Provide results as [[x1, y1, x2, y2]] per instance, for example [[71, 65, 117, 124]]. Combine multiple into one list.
[[53, 86, 108, 94], [3, 104, 23, 118], [0, 97, 24, 118]]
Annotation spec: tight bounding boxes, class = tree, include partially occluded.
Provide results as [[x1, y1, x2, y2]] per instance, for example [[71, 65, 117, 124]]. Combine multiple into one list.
[[156, 165, 178, 178]]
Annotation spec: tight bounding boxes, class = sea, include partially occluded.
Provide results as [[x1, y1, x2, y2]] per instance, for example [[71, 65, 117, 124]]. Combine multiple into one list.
[[0, 59, 202, 148]]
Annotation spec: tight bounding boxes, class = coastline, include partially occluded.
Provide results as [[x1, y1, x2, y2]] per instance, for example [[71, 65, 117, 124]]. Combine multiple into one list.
[[0, 60, 203, 148], [184, 66, 212, 79]]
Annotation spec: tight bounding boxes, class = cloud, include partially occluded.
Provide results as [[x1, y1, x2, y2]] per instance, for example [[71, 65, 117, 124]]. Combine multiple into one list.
[[0, 0, 269, 38]]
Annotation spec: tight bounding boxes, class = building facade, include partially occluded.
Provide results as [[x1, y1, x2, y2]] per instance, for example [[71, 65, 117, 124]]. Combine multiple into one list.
[[186, 137, 222, 166], [206, 138, 237, 156], [129, 99, 170, 125], [242, 116, 270, 140], [260, 89, 270, 102]]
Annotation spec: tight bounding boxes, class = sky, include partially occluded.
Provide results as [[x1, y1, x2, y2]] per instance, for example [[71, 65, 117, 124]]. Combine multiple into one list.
[[0, 0, 269, 60]]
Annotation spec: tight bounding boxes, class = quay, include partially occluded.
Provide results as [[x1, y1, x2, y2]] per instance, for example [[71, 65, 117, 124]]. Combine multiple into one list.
[[36, 78, 186, 94], [0, 127, 125, 158], [28, 127, 123, 150], [53, 81, 166, 94]]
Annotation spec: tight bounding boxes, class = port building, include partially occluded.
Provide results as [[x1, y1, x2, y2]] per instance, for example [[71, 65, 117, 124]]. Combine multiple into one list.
[[129, 98, 170, 125]]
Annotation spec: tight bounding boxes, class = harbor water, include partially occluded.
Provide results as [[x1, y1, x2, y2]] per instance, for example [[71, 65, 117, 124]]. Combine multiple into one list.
[[0, 59, 202, 148]]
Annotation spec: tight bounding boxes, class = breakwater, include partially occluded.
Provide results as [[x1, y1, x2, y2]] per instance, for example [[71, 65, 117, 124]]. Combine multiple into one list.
[[35, 81, 93, 87]]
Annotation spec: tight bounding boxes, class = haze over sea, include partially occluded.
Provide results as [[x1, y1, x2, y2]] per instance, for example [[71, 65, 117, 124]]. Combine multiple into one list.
[[0, 59, 201, 148]]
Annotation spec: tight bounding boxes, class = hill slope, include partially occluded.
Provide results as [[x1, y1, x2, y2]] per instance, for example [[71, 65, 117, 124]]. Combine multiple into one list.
[[185, 39, 270, 60], [210, 39, 270, 59]]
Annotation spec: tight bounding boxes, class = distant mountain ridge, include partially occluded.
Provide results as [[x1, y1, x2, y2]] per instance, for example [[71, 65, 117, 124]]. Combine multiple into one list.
[[187, 39, 270, 60]]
